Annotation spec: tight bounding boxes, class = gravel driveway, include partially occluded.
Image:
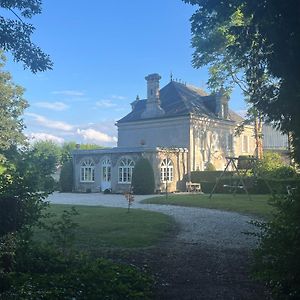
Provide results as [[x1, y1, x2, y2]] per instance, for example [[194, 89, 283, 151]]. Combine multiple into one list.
[[48, 192, 257, 250]]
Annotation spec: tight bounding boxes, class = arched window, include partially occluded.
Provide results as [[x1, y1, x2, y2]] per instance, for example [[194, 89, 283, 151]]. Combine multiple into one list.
[[101, 158, 111, 182], [80, 158, 95, 182], [160, 158, 173, 182], [118, 158, 135, 183]]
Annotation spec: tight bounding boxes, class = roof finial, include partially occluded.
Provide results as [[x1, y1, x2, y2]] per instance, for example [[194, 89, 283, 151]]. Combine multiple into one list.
[[136, 94, 140, 101], [170, 71, 173, 82]]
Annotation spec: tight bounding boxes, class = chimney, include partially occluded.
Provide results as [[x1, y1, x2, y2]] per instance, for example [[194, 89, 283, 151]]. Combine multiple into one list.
[[215, 88, 229, 119], [141, 73, 165, 118]]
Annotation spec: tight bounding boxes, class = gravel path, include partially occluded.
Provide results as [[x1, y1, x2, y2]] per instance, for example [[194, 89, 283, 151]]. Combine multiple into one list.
[[48, 192, 257, 250], [48, 192, 266, 299]]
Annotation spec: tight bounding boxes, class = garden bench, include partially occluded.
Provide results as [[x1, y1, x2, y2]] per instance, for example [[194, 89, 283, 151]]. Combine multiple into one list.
[[186, 181, 202, 192]]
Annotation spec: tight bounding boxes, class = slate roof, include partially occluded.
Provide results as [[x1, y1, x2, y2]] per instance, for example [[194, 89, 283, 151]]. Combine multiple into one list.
[[117, 81, 243, 123]]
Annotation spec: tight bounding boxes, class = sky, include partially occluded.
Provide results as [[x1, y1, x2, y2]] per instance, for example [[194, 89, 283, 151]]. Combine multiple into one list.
[[4, 0, 247, 147]]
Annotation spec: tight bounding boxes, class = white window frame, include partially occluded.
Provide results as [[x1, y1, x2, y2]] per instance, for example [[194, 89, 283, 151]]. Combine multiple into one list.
[[80, 158, 95, 182], [242, 135, 249, 153], [211, 132, 218, 152], [101, 158, 111, 182], [160, 158, 173, 182], [118, 158, 135, 184], [226, 133, 233, 152]]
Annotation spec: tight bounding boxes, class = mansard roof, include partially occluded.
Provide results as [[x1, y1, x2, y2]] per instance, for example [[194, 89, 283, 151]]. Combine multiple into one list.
[[117, 81, 243, 124]]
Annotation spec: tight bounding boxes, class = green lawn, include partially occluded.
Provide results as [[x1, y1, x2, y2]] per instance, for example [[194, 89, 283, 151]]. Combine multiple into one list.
[[35, 204, 175, 250], [141, 194, 276, 219]]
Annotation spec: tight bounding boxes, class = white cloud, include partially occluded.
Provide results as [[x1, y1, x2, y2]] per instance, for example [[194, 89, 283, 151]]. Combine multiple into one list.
[[77, 128, 117, 143], [26, 132, 65, 144], [111, 95, 126, 100], [35, 101, 69, 111], [26, 112, 74, 131], [95, 100, 117, 108], [52, 90, 85, 97]]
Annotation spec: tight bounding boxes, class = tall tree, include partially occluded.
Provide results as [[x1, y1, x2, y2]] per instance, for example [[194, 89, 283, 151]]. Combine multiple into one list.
[[0, 0, 52, 72], [0, 53, 27, 161], [184, 0, 300, 162]]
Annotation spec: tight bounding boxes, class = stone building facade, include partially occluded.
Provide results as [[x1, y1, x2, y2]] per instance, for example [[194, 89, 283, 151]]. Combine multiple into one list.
[[73, 73, 256, 193]]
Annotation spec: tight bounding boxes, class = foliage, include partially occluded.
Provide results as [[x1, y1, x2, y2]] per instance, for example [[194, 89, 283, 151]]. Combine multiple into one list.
[[0, 0, 52, 72], [1, 206, 153, 299], [59, 160, 73, 192], [184, 0, 300, 162], [191, 170, 234, 183], [30, 140, 61, 175], [204, 162, 216, 171], [251, 192, 300, 299], [132, 158, 155, 195], [23, 140, 62, 191], [256, 152, 296, 179], [103, 188, 111, 194], [0, 170, 48, 238], [0, 55, 28, 158], [61, 142, 103, 164], [42, 207, 79, 254], [191, 169, 299, 194], [2, 255, 153, 299]]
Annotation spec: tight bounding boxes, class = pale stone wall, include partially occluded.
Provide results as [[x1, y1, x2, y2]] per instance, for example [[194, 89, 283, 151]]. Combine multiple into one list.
[[72, 147, 189, 194], [154, 149, 189, 192], [117, 116, 190, 148], [190, 117, 256, 171], [234, 125, 256, 157]]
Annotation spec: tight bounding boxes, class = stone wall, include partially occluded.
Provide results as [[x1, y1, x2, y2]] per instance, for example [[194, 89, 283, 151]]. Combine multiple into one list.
[[117, 116, 190, 148], [72, 147, 189, 194]]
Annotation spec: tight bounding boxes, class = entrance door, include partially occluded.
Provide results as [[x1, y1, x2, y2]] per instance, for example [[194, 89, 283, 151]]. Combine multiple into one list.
[[101, 158, 111, 191]]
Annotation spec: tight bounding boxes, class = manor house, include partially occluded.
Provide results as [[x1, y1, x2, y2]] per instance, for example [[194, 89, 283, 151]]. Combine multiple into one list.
[[72, 73, 255, 193]]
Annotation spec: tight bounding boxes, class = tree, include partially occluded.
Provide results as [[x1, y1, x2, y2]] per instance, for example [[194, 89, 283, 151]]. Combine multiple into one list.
[[0, 0, 52, 72], [59, 160, 73, 192], [30, 140, 61, 175], [184, 0, 300, 162], [0, 53, 28, 160], [183, 2, 300, 297], [131, 158, 155, 195]]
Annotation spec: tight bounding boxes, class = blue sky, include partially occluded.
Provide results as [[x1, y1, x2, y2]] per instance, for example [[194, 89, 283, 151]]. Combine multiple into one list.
[[4, 0, 246, 147]]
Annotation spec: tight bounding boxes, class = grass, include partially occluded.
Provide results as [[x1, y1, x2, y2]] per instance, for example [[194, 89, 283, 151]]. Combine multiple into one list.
[[35, 204, 175, 250], [141, 194, 276, 219]]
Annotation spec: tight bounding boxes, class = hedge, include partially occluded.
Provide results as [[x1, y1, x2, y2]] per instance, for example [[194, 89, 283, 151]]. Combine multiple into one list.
[[191, 171, 300, 195], [132, 158, 155, 195]]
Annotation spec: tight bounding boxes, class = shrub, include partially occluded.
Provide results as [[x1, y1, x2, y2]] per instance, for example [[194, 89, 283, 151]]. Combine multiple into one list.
[[256, 151, 292, 179], [131, 158, 155, 195], [42, 175, 56, 192], [103, 188, 111, 194], [1, 206, 153, 299], [205, 162, 216, 171], [1, 240, 153, 299], [59, 160, 73, 192], [251, 191, 300, 299]]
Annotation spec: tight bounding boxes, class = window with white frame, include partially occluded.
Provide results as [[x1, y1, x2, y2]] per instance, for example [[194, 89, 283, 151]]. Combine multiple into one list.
[[198, 130, 205, 150], [226, 133, 233, 151], [160, 158, 173, 182], [242, 135, 249, 153], [211, 132, 218, 152], [101, 158, 111, 182], [80, 158, 95, 182], [118, 158, 135, 183]]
